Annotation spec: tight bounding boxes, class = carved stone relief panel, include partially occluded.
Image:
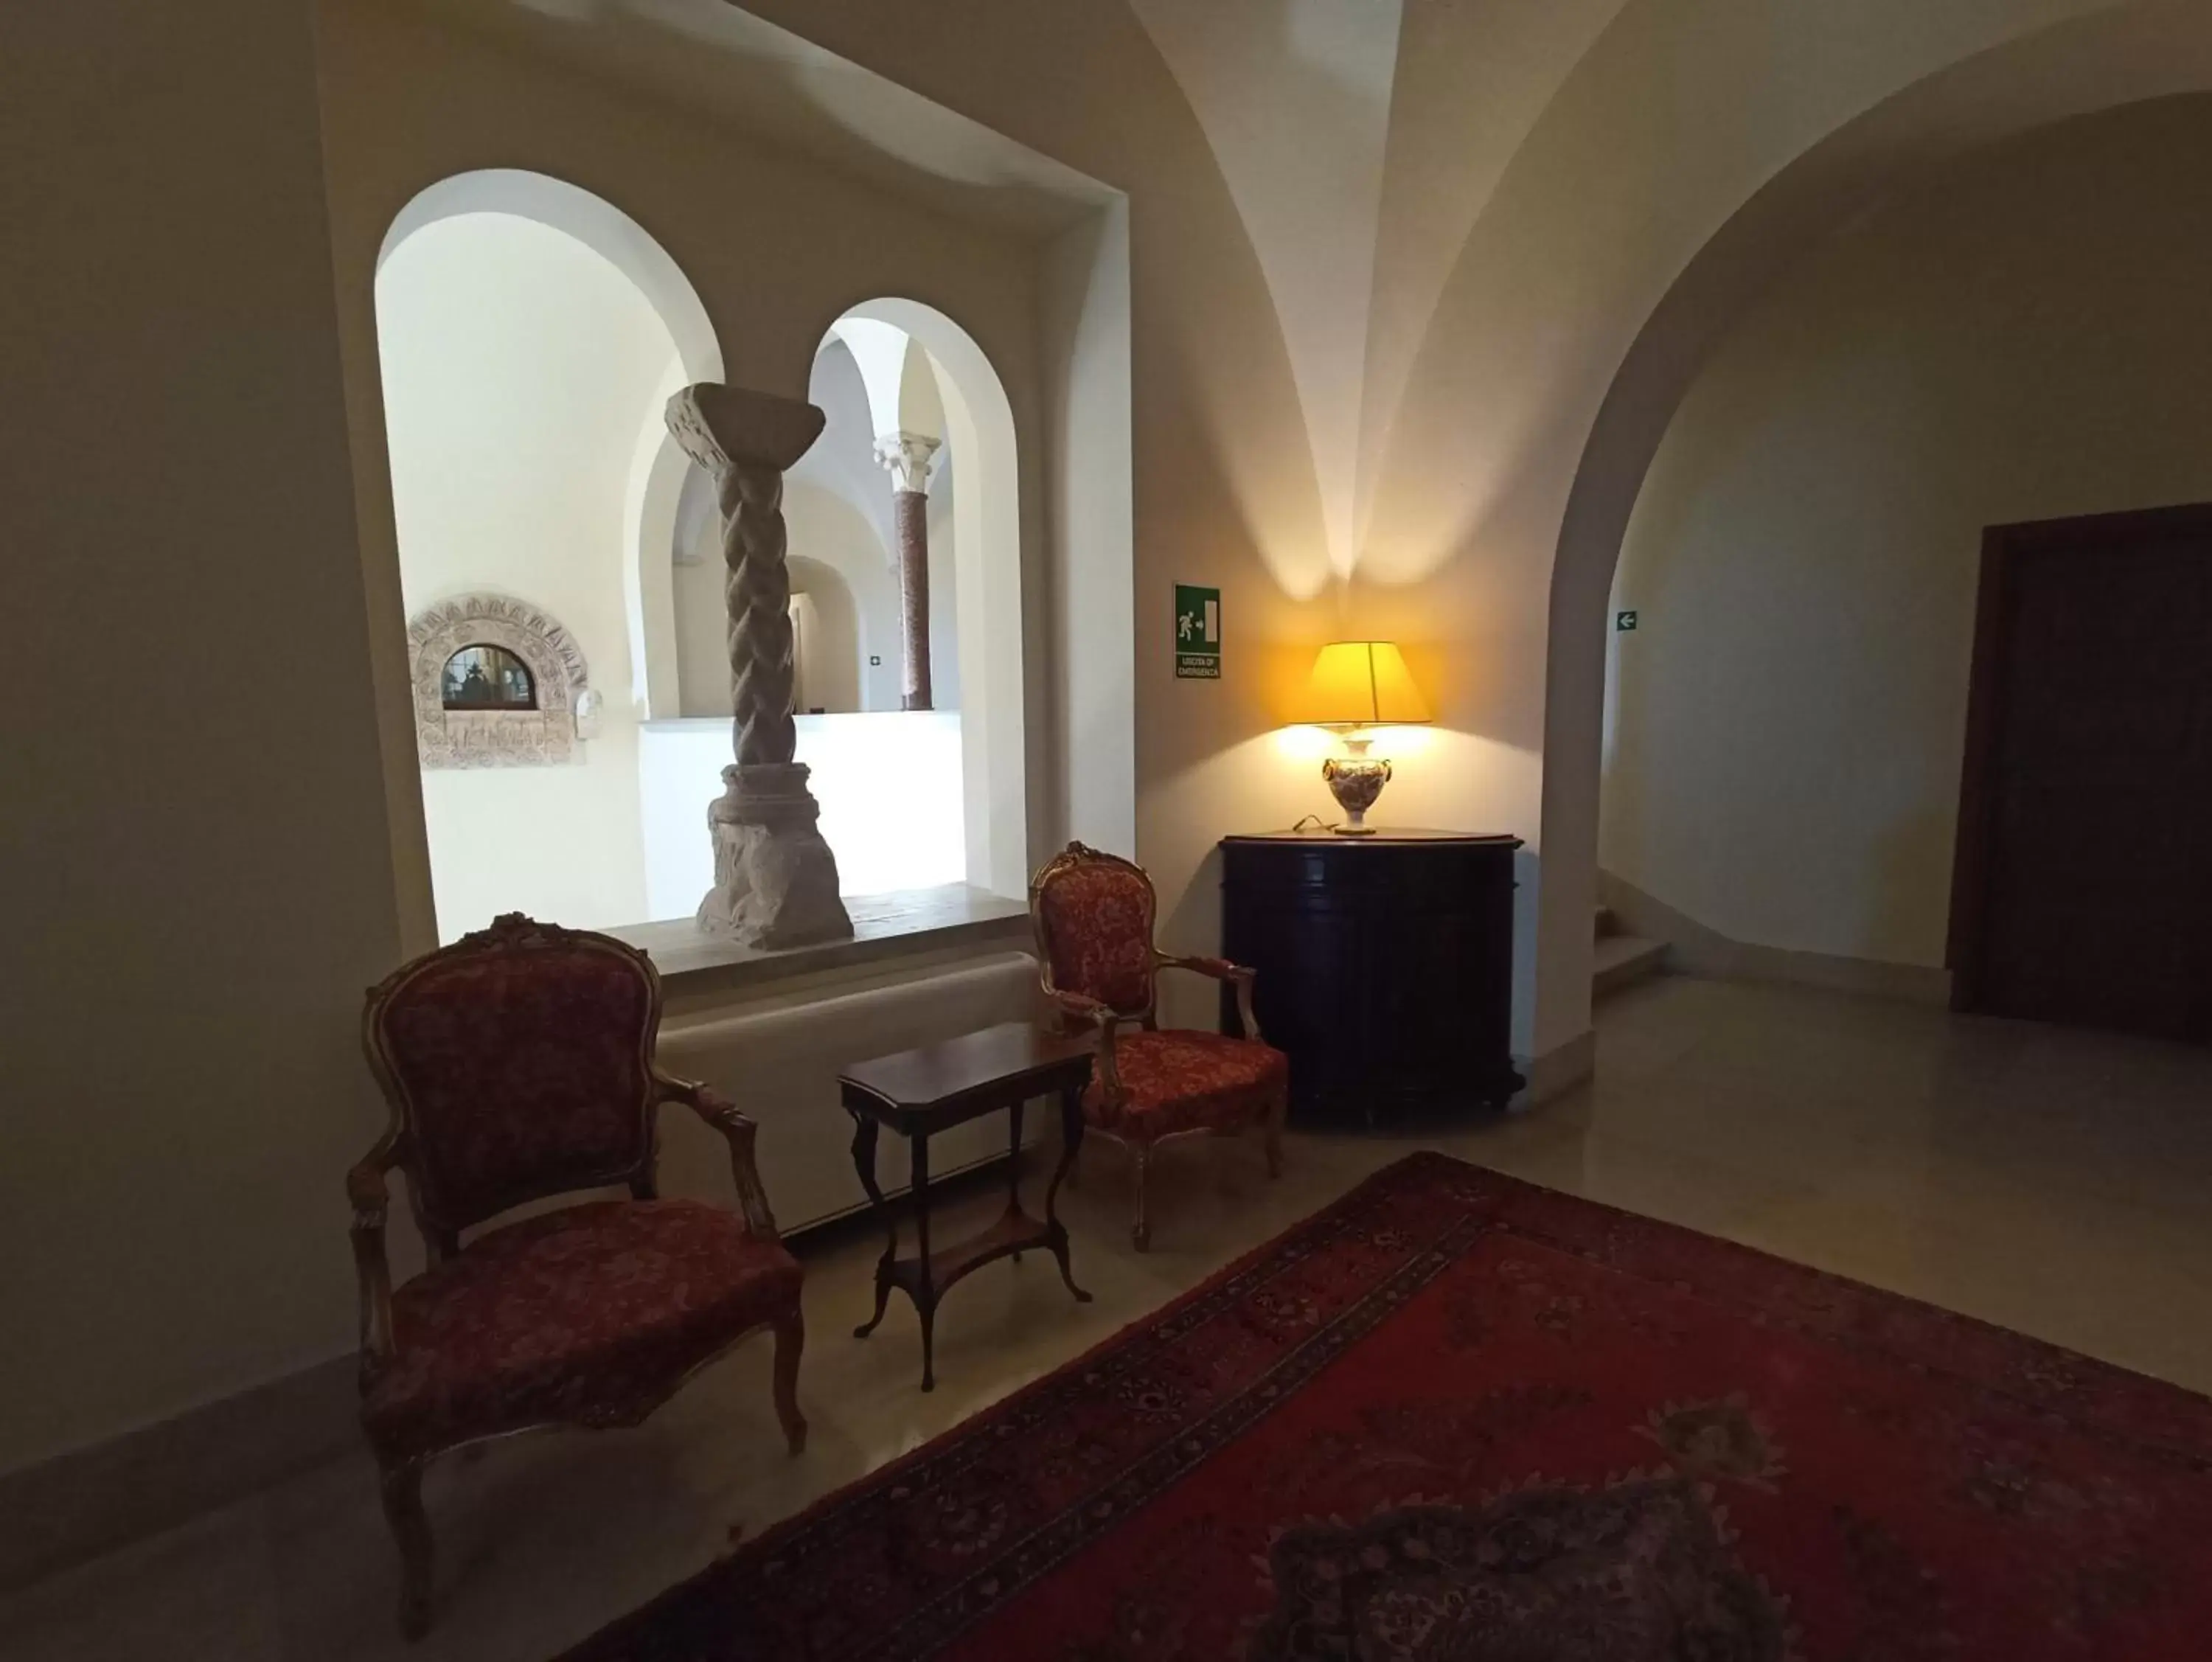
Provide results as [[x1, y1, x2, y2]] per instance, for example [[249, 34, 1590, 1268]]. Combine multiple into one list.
[[408, 594, 597, 768]]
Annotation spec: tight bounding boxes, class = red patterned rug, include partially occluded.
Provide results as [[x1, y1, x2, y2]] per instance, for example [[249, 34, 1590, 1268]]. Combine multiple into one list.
[[563, 1152, 2212, 1661]]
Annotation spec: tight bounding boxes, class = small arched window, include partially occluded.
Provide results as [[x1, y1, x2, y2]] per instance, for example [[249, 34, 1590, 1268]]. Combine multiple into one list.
[[440, 643, 537, 712]]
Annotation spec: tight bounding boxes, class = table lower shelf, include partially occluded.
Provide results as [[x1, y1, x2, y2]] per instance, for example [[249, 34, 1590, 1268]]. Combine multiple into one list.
[[843, 1079, 1093, 1391], [884, 1205, 1057, 1306], [857, 1201, 1092, 1389]]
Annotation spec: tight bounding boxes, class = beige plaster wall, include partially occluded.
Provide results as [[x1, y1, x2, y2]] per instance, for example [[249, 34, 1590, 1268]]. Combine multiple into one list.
[[0, 0, 397, 1472], [1603, 97, 2212, 967]]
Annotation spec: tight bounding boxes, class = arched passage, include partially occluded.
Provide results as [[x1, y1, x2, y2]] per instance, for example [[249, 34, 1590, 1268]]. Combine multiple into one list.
[[1526, 1, 2212, 1062], [1595, 94, 2212, 984], [374, 170, 722, 939], [786, 552, 862, 714], [820, 296, 1029, 899]]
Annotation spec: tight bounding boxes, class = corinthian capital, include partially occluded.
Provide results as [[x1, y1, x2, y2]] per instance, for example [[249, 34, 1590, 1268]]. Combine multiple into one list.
[[873, 430, 942, 495]]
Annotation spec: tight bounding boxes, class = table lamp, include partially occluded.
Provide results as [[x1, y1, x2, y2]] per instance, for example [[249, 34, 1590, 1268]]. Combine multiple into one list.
[[1295, 641, 1432, 835]]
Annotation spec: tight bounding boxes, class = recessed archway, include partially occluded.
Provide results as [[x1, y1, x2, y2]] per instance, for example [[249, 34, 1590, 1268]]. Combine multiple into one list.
[[375, 170, 722, 940], [786, 553, 863, 714], [821, 296, 1029, 899], [1536, 5, 2212, 1056], [1594, 94, 2212, 995]]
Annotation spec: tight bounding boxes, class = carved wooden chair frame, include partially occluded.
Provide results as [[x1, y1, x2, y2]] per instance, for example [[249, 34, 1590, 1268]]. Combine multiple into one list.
[[1029, 841, 1286, 1249], [352, 914, 804, 1638]]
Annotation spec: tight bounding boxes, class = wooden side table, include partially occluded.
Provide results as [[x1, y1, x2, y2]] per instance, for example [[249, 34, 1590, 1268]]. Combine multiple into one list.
[[838, 1022, 1095, 1391]]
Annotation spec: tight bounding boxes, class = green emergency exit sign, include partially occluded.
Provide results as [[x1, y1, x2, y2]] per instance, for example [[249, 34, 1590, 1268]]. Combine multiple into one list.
[[1175, 585, 1221, 679]]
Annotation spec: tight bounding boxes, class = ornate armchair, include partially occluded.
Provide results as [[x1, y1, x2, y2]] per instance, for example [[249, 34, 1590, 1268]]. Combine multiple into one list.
[[350, 914, 804, 1638], [1029, 842, 1288, 1250]]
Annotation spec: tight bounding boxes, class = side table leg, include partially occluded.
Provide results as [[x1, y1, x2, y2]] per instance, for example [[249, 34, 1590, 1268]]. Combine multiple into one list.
[[912, 1133, 937, 1391], [1046, 1084, 1093, 1304], [1007, 1096, 1025, 1262], [848, 1112, 894, 1339]]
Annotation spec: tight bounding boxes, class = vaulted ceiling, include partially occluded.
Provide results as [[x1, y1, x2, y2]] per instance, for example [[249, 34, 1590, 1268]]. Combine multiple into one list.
[[1124, 0, 1627, 574]]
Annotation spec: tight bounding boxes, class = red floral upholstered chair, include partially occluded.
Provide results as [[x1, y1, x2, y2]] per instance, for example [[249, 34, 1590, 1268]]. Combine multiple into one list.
[[349, 914, 804, 1638], [1030, 842, 1288, 1251]]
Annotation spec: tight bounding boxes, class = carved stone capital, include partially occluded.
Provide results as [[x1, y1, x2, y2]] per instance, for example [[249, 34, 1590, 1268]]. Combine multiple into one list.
[[667, 383, 825, 476], [872, 430, 942, 496]]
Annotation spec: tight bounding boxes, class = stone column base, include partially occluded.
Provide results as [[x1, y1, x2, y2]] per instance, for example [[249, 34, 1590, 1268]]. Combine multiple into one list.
[[697, 762, 855, 949]]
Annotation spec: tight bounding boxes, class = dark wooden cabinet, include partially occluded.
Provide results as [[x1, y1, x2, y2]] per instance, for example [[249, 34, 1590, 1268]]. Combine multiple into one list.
[[1219, 830, 1524, 1126]]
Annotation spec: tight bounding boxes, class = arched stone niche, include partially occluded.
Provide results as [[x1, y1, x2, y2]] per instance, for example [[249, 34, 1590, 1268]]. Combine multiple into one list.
[[408, 594, 597, 768]]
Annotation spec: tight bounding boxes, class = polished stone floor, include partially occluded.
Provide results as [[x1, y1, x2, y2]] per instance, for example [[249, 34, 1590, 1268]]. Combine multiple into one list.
[[9, 976, 2212, 1661]]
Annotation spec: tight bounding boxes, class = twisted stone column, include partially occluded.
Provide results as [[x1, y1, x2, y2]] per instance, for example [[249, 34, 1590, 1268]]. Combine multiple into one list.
[[667, 383, 852, 948], [873, 431, 941, 712]]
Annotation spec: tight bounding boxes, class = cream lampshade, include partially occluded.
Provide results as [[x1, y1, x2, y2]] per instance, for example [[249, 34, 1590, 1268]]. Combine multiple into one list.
[[1295, 641, 1432, 835]]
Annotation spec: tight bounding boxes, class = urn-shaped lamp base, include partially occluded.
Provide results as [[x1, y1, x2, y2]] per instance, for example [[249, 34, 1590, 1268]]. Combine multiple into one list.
[[1321, 748, 1393, 836]]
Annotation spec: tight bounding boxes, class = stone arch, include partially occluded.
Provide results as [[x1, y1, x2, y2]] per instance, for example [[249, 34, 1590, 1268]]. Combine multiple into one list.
[[1526, 1, 2212, 1060], [377, 170, 720, 382], [818, 296, 1029, 897], [379, 169, 723, 723]]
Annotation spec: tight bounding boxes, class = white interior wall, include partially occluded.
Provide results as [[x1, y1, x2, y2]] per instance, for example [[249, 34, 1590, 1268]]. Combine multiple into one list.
[[623, 355, 692, 720], [898, 339, 963, 710], [378, 211, 680, 940], [792, 341, 908, 712], [1040, 200, 1138, 862], [840, 298, 1031, 898], [927, 460, 963, 710], [673, 339, 925, 717], [672, 478, 897, 716], [1603, 97, 2212, 967], [639, 716, 966, 914], [786, 554, 861, 713]]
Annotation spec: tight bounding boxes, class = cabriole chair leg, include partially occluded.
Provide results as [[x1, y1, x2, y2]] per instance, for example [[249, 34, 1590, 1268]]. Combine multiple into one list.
[[1130, 1142, 1152, 1251], [772, 1309, 808, 1455], [378, 1456, 434, 1641]]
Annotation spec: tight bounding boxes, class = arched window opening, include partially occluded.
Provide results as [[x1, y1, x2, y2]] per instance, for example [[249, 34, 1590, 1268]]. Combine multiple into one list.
[[377, 170, 716, 942], [376, 175, 1032, 937], [646, 298, 1026, 913], [441, 644, 536, 712]]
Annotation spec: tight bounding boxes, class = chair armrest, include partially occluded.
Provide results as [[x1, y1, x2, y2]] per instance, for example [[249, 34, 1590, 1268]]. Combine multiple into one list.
[[346, 1136, 401, 1387], [1155, 953, 1264, 1043], [655, 1071, 780, 1239], [1048, 990, 1124, 1105]]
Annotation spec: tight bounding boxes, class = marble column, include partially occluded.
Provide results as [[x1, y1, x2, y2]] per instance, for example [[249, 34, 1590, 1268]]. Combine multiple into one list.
[[873, 431, 942, 712], [666, 383, 854, 948]]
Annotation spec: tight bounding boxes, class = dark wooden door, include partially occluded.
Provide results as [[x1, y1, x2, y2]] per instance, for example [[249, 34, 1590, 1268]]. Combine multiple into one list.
[[1950, 504, 2212, 1042]]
